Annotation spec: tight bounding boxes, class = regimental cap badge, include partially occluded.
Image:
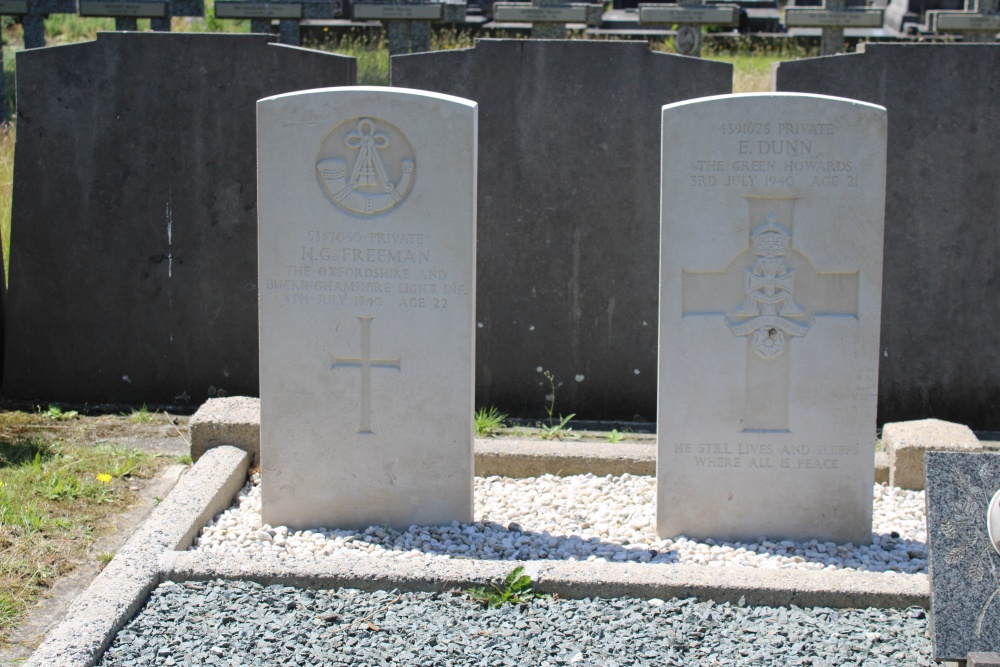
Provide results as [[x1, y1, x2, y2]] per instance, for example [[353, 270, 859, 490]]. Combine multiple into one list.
[[750, 213, 791, 258], [316, 117, 416, 217]]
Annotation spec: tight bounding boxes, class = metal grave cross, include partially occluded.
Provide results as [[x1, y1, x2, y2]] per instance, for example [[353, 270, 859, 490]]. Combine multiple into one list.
[[680, 196, 859, 432], [213, 0, 340, 45], [928, 0, 999, 42], [784, 0, 884, 55], [78, 0, 204, 31], [492, 0, 602, 38], [353, 0, 464, 55], [330, 315, 401, 434], [0, 0, 73, 117], [638, 0, 739, 57]]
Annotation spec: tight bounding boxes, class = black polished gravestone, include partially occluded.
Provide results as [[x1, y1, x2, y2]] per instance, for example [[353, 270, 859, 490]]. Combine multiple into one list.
[[776, 44, 1000, 431], [4, 32, 355, 406], [392, 40, 731, 421], [925, 451, 1000, 662]]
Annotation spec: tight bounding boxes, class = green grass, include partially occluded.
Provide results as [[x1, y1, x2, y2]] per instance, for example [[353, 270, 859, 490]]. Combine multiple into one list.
[[0, 413, 164, 641], [474, 406, 507, 437]]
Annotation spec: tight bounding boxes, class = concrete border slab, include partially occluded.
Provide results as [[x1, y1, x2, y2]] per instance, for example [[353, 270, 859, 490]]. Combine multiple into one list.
[[25, 446, 250, 667], [160, 549, 927, 610]]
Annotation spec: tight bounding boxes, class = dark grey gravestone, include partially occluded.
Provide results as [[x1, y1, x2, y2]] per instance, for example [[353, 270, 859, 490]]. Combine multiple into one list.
[[392, 40, 731, 421], [776, 44, 1000, 431], [4, 32, 355, 406], [925, 451, 1000, 662]]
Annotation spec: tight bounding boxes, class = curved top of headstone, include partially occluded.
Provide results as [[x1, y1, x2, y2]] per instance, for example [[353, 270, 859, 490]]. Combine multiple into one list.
[[663, 91, 887, 116]]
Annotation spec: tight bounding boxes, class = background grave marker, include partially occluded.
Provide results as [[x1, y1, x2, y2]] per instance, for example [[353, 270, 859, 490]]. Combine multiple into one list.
[[392, 40, 732, 423], [353, 0, 465, 54], [927, 0, 999, 41], [638, 1, 739, 56], [491, 0, 602, 37], [775, 44, 1000, 430], [78, 0, 203, 30], [3, 33, 356, 406], [658, 93, 886, 544], [257, 86, 477, 530], [784, 0, 884, 55]]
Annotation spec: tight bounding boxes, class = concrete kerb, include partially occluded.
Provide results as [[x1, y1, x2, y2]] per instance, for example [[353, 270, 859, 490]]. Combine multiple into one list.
[[160, 550, 928, 610], [190, 396, 891, 481], [25, 446, 250, 667]]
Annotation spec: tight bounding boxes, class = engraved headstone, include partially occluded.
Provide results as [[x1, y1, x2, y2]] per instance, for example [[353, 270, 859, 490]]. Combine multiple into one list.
[[658, 93, 886, 544], [775, 44, 1000, 431], [3, 33, 355, 406], [925, 451, 1000, 661], [257, 86, 476, 530], [392, 40, 732, 423]]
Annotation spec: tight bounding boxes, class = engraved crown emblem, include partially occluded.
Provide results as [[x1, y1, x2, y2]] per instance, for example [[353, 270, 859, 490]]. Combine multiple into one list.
[[750, 214, 791, 258]]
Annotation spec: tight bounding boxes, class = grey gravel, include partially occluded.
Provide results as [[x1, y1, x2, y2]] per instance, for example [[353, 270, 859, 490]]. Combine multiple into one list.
[[98, 579, 933, 666]]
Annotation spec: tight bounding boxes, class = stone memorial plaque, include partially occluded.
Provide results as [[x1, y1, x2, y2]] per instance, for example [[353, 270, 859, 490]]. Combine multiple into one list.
[[493, 3, 587, 21], [784, 7, 883, 26], [658, 93, 886, 544], [926, 451, 1000, 661], [79, 0, 167, 14], [639, 4, 738, 24], [215, 1, 302, 17], [258, 86, 477, 531], [0, 1, 29, 13], [353, 2, 442, 18]]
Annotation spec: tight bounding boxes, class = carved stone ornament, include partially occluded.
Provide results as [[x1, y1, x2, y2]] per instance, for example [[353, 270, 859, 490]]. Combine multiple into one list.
[[316, 117, 416, 217]]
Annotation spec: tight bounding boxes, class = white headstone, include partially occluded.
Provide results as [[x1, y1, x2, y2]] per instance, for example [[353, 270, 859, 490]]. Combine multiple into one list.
[[257, 86, 477, 531], [658, 93, 886, 545]]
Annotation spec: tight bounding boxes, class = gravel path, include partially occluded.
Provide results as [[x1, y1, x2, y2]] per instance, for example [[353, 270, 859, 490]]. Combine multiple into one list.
[[98, 580, 932, 666], [194, 473, 928, 575]]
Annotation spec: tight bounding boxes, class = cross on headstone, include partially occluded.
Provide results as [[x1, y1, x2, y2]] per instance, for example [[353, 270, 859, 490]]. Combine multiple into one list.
[[784, 0, 884, 55], [492, 0, 602, 38], [330, 315, 401, 434], [638, 1, 739, 57], [680, 196, 859, 432], [353, 0, 464, 55], [78, 0, 204, 31], [928, 0, 999, 42]]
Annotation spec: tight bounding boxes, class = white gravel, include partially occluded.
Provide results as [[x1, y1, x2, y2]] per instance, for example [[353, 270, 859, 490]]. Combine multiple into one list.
[[192, 473, 928, 575]]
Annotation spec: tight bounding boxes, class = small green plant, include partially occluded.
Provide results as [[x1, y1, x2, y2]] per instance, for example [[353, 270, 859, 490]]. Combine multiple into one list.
[[127, 404, 157, 424], [96, 551, 115, 567], [607, 429, 624, 444], [41, 404, 78, 421], [474, 406, 507, 437], [537, 369, 578, 441], [176, 453, 193, 466], [467, 566, 544, 608]]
